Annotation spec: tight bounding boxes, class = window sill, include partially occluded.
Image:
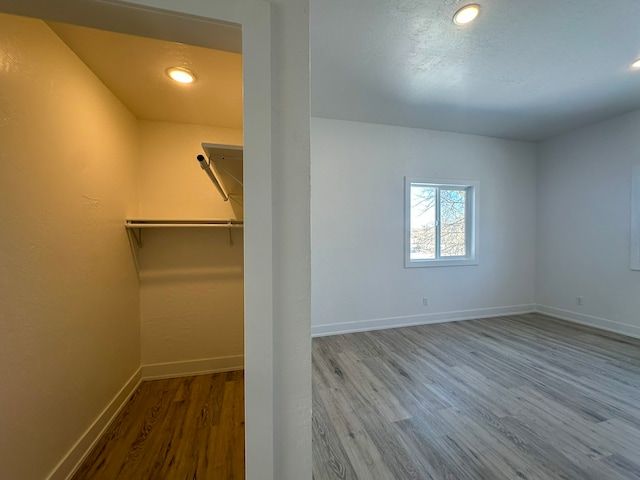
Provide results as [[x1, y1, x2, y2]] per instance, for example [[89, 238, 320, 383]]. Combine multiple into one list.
[[405, 258, 478, 268]]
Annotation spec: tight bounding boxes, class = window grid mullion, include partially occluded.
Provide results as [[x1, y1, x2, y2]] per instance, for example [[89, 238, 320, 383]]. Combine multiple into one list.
[[465, 186, 471, 257]]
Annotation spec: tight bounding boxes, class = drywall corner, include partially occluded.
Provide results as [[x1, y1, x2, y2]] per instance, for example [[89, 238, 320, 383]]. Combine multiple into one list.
[[46, 368, 142, 480]]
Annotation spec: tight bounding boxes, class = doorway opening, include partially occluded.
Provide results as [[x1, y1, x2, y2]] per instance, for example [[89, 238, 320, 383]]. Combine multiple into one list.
[[0, 2, 272, 478]]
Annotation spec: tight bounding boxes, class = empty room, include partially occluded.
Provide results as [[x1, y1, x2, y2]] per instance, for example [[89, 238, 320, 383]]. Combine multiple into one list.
[[2, 0, 640, 479], [310, 0, 640, 479]]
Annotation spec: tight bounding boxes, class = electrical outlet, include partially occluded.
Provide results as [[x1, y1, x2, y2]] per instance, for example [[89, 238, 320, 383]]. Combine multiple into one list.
[[576, 296, 583, 306], [422, 297, 429, 306]]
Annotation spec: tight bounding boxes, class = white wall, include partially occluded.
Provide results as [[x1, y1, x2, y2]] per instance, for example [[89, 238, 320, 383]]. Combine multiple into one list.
[[311, 118, 537, 335], [536, 109, 640, 337], [137, 121, 243, 219], [0, 15, 140, 480], [137, 121, 244, 374]]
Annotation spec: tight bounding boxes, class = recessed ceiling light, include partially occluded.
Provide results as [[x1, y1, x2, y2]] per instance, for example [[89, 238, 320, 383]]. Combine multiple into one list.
[[631, 58, 640, 70], [453, 4, 481, 25], [166, 67, 196, 84]]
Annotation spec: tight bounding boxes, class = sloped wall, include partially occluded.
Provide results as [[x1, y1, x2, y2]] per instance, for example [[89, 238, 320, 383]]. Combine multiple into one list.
[[0, 14, 140, 480]]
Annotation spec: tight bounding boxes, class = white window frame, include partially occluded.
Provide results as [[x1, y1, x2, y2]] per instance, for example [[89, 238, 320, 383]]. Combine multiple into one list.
[[405, 177, 479, 268]]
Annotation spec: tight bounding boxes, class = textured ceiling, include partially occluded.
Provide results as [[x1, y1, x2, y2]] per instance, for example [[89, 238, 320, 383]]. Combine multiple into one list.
[[6, 0, 640, 141], [311, 0, 640, 141], [48, 22, 243, 129]]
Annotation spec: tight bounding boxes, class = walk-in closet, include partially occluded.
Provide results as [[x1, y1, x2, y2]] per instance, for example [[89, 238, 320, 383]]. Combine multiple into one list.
[[1, 11, 246, 479]]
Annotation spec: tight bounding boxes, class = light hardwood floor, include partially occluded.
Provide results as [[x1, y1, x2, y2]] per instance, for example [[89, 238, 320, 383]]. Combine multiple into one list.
[[72, 370, 244, 480], [312, 313, 640, 480]]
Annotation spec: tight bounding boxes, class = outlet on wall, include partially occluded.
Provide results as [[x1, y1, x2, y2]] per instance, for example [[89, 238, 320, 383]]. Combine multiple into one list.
[[422, 297, 429, 306], [576, 296, 583, 306]]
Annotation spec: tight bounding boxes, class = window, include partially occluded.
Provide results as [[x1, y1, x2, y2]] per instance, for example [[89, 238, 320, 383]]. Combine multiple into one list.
[[405, 177, 478, 267]]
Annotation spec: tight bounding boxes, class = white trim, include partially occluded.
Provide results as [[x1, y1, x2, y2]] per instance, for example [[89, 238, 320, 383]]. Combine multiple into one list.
[[46, 368, 142, 480], [535, 305, 640, 340], [142, 355, 245, 380], [237, 5, 275, 480], [311, 304, 536, 337], [312, 304, 640, 341]]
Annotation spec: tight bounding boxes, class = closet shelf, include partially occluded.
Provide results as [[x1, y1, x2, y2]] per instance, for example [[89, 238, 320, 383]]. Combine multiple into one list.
[[125, 219, 243, 228], [125, 219, 243, 249]]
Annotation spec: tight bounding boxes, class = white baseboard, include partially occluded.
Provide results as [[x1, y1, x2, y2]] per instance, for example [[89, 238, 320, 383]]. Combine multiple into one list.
[[45, 368, 142, 480], [142, 355, 244, 380], [311, 304, 537, 337], [535, 305, 640, 340], [45, 356, 243, 479]]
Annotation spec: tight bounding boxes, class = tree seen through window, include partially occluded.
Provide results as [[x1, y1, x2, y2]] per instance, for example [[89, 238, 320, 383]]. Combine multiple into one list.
[[410, 184, 467, 260]]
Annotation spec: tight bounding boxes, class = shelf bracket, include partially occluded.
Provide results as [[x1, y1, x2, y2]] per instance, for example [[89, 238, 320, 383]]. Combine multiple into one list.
[[130, 228, 143, 248], [228, 222, 234, 247]]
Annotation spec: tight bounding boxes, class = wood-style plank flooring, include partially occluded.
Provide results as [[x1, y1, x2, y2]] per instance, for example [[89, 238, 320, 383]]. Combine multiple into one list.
[[312, 313, 640, 480], [72, 370, 244, 480]]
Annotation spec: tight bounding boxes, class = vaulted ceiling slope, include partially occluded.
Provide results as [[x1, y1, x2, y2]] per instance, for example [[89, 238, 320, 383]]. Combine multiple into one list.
[[310, 0, 640, 141], [48, 22, 243, 129], [0, 1, 244, 129]]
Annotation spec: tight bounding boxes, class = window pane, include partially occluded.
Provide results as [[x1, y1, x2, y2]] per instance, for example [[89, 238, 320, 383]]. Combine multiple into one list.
[[410, 185, 436, 260], [440, 189, 466, 257]]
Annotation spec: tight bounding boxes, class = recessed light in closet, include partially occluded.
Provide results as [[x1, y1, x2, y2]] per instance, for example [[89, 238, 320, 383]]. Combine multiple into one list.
[[453, 4, 480, 25], [166, 67, 196, 84], [631, 58, 640, 70]]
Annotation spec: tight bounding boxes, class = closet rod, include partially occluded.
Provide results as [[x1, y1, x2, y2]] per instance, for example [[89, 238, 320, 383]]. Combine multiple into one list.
[[125, 219, 243, 228], [126, 223, 243, 228], [125, 219, 243, 248]]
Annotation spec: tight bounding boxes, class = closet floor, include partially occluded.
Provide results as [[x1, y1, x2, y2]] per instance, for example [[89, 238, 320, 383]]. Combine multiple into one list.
[[71, 371, 244, 480]]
